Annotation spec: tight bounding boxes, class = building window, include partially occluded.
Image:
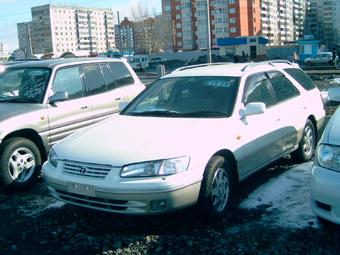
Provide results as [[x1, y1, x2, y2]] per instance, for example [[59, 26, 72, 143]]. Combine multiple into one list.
[[230, 17, 236, 23], [230, 27, 236, 33], [229, 8, 236, 14]]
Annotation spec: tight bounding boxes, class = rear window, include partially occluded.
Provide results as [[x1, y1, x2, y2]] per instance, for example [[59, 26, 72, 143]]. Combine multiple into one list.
[[284, 68, 316, 91], [108, 62, 134, 87]]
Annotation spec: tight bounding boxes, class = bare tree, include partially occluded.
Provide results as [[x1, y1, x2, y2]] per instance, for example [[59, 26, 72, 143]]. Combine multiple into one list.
[[130, 1, 166, 54]]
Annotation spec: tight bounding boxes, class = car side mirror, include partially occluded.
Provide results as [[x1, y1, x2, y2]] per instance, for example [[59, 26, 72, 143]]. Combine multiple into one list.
[[240, 102, 266, 118], [327, 87, 340, 103], [49, 91, 69, 105]]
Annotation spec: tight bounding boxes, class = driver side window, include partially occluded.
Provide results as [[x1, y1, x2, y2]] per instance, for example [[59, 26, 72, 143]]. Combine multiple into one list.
[[52, 67, 84, 100], [243, 73, 275, 108]]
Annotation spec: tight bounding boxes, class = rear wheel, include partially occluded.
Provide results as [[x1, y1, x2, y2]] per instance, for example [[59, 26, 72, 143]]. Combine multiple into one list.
[[198, 155, 235, 218], [0, 137, 42, 189], [292, 120, 315, 162]]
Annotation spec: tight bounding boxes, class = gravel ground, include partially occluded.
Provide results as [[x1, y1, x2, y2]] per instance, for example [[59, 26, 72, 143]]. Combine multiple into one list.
[[1, 159, 340, 255], [1, 73, 340, 255]]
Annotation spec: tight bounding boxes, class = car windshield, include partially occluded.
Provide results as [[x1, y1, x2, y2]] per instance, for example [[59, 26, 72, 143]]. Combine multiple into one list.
[[122, 76, 240, 118], [0, 67, 51, 103]]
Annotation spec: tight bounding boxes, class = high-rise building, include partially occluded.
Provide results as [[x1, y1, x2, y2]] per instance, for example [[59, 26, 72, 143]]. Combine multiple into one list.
[[17, 22, 33, 57], [305, 0, 340, 49], [114, 17, 135, 55], [162, 0, 307, 51], [258, 0, 307, 45], [18, 4, 115, 56], [0, 42, 9, 57], [162, 0, 261, 51]]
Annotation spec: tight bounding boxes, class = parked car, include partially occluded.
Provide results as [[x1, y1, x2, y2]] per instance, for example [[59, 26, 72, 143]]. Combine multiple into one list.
[[311, 87, 340, 225], [304, 52, 334, 66], [149, 57, 167, 67], [128, 56, 149, 71], [43, 60, 325, 217], [0, 57, 145, 189]]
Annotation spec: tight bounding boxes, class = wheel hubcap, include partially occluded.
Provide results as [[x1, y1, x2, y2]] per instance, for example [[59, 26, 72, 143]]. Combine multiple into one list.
[[8, 147, 36, 183], [303, 126, 314, 157], [211, 168, 229, 212]]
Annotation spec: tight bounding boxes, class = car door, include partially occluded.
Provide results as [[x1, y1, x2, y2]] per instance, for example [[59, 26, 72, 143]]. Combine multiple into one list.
[[235, 72, 281, 178], [47, 65, 93, 146], [81, 63, 117, 124], [82, 62, 141, 124], [266, 71, 304, 153]]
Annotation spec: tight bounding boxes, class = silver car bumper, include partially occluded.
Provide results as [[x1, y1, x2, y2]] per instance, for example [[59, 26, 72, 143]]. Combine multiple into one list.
[[311, 164, 340, 225], [43, 162, 201, 215]]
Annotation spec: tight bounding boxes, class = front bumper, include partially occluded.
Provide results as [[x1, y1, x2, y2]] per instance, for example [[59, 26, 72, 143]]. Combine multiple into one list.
[[310, 164, 340, 225], [42, 161, 202, 215]]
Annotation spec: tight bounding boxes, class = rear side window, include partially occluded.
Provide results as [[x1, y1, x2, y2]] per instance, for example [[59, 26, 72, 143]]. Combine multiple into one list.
[[52, 67, 83, 100], [267, 71, 300, 103], [83, 64, 106, 95], [284, 68, 316, 91], [108, 62, 134, 88]]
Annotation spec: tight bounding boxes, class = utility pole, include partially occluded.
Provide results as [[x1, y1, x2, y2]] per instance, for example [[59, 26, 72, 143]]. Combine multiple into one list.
[[206, 0, 212, 63]]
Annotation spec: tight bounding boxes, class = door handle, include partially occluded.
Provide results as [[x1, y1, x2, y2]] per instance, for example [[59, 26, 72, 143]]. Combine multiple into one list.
[[81, 106, 89, 110], [276, 118, 280, 122], [115, 97, 121, 100]]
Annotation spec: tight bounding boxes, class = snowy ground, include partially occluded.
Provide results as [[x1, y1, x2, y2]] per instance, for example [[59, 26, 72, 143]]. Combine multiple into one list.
[[21, 162, 320, 230], [239, 162, 319, 229]]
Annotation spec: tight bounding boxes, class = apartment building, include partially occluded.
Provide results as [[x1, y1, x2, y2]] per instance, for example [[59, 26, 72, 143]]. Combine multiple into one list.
[[17, 22, 33, 57], [261, 0, 306, 46], [0, 42, 9, 57], [305, 0, 340, 49], [162, 0, 261, 51], [18, 4, 115, 56], [114, 17, 135, 55], [162, 0, 307, 51]]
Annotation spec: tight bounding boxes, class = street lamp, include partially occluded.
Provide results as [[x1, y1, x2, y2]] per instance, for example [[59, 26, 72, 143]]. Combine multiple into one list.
[[206, 0, 212, 63]]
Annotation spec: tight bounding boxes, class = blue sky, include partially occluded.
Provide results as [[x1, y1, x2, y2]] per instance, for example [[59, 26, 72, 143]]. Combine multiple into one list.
[[0, 0, 162, 51]]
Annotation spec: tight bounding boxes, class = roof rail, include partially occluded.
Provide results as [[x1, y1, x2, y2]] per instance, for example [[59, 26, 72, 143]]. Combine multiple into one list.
[[241, 60, 294, 72], [172, 62, 230, 73]]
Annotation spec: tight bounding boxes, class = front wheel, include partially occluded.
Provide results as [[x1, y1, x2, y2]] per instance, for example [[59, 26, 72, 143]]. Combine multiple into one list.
[[0, 137, 42, 190], [198, 155, 235, 218], [292, 120, 316, 162]]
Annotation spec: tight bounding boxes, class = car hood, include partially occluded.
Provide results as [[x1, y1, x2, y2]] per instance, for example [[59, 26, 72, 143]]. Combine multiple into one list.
[[54, 114, 233, 166], [0, 103, 44, 122], [324, 107, 340, 145]]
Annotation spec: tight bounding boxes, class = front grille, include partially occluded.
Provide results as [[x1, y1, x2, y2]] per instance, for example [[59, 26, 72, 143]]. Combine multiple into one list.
[[55, 189, 129, 211], [62, 160, 112, 179]]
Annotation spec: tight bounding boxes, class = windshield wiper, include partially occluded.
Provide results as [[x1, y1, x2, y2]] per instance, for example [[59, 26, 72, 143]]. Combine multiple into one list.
[[180, 111, 227, 117], [128, 110, 181, 117]]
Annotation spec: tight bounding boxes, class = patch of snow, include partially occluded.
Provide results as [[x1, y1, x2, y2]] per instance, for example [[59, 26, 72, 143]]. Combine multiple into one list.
[[240, 162, 319, 229], [43, 200, 65, 210]]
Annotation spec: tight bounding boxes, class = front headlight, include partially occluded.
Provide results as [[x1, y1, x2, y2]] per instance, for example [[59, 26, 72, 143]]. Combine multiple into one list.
[[121, 156, 190, 178], [48, 148, 59, 168], [317, 144, 340, 172]]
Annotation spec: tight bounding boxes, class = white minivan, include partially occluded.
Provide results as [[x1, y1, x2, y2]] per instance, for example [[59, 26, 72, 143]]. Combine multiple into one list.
[[128, 56, 149, 71]]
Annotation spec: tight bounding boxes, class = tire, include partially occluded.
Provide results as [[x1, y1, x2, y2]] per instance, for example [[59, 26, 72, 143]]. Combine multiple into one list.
[[0, 137, 42, 190], [292, 120, 316, 162], [197, 155, 235, 218]]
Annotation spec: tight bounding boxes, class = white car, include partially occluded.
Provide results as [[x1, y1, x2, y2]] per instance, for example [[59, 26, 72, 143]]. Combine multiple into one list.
[[304, 52, 334, 66], [311, 87, 340, 224], [128, 56, 149, 71], [43, 60, 325, 217]]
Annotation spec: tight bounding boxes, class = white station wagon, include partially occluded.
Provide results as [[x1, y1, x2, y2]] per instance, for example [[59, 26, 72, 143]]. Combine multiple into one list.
[[43, 61, 325, 217]]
